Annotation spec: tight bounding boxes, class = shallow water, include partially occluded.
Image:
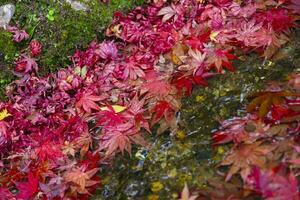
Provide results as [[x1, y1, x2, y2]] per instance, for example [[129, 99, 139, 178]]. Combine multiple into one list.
[[93, 30, 300, 200]]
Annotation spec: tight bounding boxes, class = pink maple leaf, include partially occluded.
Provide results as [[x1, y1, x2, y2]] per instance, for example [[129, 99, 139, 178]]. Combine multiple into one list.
[[123, 58, 146, 80], [127, 95, 150, 132], [158, 5, 176, 22], [96, 41, 118, 60], [287, 0, 300, 14], [7, 26, 29, 42], [16, 172, 39, 200], [30, 40, 42, 57], [100, 123, 135, 156], [0, 187, 13, 200], [247, 167, 300, 200]]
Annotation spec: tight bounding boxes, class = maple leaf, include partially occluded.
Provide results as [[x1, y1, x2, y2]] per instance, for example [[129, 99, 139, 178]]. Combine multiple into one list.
[[15, 55, 38, 75], [188, 49, 206, 72], [7, 26, 29, 42], [288, 73, 300, 90], [97, 106, 126, 127], [288, 0, 300, 13], [152, 101, 175, 125], [269, 105, 297, 122], [213, 114, 269, 145], [179, 183, 198, 200], [247, 167, 300, 200], [193, 65, 215, 87], [100, 123, 135, 156], [16, 172, 39, 200], [172, 76, 193, 96], [96, 41, 118, 60], [100, 105, 126, 113], [79, 152, 101, 170], [158, 5, 176, 22], [262, 32, 290, 58], [127, 95, 150, 132], [141, 73, 175, 98], [247, 90, 295, 118], [184, 32, 210, 50], [64, 167, 99, 194], [30, 40, 42, 57], [0, 121, 8, 146], [121, 57, 146, 80], [74, 132, 92, 158], [62, 141, 76, 157], [35, 141, 63, 162], [197, 174, 254, 200], [169, 43, 189, 65], [264, 9, 294, 32], [0, 187, 13, 200], [76, 92, 105, 113], [39, 178, 67, 200], [205, 48, 236, 73], [0, 109, 11, 121], [221, 141, 275, 182], [235, 20, 270, 48]]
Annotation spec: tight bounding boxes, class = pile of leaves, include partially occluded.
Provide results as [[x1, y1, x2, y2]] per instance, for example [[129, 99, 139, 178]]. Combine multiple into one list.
[[0, 0, 300, 199]]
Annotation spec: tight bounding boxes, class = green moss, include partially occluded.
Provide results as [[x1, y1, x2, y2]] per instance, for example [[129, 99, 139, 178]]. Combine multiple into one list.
[[0, 0, 145, 97], [0, 30, 17, 62], [0, 30, 17, 99]]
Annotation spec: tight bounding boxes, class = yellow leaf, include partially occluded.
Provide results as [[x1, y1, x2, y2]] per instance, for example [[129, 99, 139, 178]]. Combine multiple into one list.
[[176, 130, 186, 140], [0, 109, 11, 121], [195, 95, 205, 102], [210, 31, 219, 42], [151, 181, 164, 193], [172, 53, 182, 65], [148, 195, 159, 200], [100, 105, 126, 113]]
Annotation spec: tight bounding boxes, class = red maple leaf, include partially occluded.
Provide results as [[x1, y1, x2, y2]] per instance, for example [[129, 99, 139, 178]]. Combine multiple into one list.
[[16, 172, 39, 200], [141, 72, 175, 98], [193, 65, 215, 87], [97, 106, 126, 127], [171, 72, 194, 96], [15, 55, 38, 75], [152, 101, 175, 124], [76, 92, 105, 113], [35, 141, 63, 162], [184, 32, 211, 50], [205, 49, 236, 73]]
